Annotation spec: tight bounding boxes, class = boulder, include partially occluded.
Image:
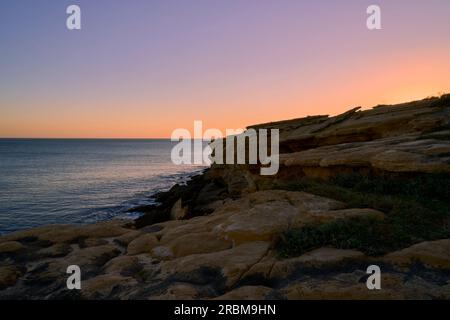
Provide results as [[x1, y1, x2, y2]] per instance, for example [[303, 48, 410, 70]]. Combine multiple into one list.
[[103, 255, 141, 276], [159, 241, 271, 288], [127, 234, 159, 255]]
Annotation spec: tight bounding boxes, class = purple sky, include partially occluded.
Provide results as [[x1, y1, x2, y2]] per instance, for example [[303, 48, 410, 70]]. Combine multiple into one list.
[[1, 0, 449, 137]]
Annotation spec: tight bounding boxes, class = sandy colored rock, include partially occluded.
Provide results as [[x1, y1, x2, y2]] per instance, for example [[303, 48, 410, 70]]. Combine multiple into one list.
[[114, 230, 142, 247], [45, 244, 121, 279], [219, 200, 299, 245], [0, 96, 449, 299], [36, 243, 72, 258], [159, 241, 271, 287], [212, 190, 346, 245], [103, 255, 141, 275], [151, 246, 174, 260], [150, 283, 199, 300], [281, 277, 402, 300], [1, 220, 131, 244], [0, 265, 24, 289], [240, 253, 277, 281], [308, 208, 385, 224], [0, 241, 25, 254], [82, 274, 137, 299], [281, 271, 450, 300], [270, 248, 365, 279], [383, 239, 450, 270], [371, 150, 450, 173], [214, 285, 273, 300], [127, 234, 159, 255], [170, 199, 188, 220], [81, 238, 109, 248], [161, 232, 232, 258]]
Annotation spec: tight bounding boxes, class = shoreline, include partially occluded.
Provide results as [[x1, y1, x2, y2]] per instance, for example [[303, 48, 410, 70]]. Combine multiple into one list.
[[0, 167, 207, 237], [1, 94, 449, 299]]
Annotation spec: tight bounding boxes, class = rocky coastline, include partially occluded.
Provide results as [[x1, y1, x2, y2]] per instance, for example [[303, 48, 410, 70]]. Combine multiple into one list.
[[1, 95, 449, 299]]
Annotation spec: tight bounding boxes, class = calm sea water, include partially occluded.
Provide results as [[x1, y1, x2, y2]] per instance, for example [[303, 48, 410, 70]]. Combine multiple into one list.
[[0, 139, 205, 235]]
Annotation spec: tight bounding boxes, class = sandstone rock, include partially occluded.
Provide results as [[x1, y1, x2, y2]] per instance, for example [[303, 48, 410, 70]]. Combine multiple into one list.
[[308, 208, 385, 224], [281, 191, 346, 213], [36, 243, 72, 258], [280, 271, 405, 300], [76, 220, 132, 239], [127, 234, 159, 255], [1, 95, 448, 300], [151, 246, 174, 260], [212, 190, 345, 245], [281, 137, 450, 175], [0, 224, 76, 243], [82, 274, 137, 299], [214, 285, 273, 300], [270, 248, 365, 280], [0, 241, 25, 254], [240, 253, 277, 281], [371, 150, 450, 173], [158, 214, 232, 244], [149, 283, 199, 300], [44, 245, 121, 280], [0, 265, 24, 289], [219, 199, 299, 245], [103, 255, 141, 276], [80, 238, 109, 248], [1, 220, 130, 244], [383, 239, 450, 270], [280, 270, 450, 300], [159, 241, 271, 288], [114, 230, 142, 247], [170, 199, 188, 220], [160, 232, 232, 258]]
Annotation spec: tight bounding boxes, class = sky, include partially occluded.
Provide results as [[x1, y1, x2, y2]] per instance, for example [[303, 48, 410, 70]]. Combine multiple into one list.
[[0, 0, 449, 138]]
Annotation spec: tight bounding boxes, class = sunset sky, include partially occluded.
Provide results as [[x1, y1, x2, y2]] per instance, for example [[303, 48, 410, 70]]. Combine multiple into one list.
[[1, 0, 449, 138]]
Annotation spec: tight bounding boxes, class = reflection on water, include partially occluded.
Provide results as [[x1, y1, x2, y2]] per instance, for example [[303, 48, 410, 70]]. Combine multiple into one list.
[[0, 139, 206, 235]]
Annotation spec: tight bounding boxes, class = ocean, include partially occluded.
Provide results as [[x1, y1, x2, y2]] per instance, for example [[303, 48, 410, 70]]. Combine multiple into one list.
[[0, 139, 206, 235]]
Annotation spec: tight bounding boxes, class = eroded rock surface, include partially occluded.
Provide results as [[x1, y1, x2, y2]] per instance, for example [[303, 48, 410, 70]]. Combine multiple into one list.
[[1, 95, 449, 299]]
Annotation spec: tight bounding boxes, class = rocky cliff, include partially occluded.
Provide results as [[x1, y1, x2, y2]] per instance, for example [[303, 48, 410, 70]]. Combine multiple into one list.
[[1, 95, 449, 299]]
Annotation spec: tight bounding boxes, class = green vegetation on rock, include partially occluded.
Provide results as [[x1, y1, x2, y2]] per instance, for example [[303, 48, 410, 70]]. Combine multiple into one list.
[[277, 173, 450, 257]]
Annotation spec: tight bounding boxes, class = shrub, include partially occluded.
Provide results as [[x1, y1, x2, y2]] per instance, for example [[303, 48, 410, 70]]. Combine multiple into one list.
[[276, 173, 450, 258]]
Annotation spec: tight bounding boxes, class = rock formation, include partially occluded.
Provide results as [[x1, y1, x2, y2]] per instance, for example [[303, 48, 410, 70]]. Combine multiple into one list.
[[1, 95, 449, 299]]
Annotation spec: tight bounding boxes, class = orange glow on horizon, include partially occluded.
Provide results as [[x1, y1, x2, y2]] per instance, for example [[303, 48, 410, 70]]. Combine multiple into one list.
[[1, 51, 449, 139]]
